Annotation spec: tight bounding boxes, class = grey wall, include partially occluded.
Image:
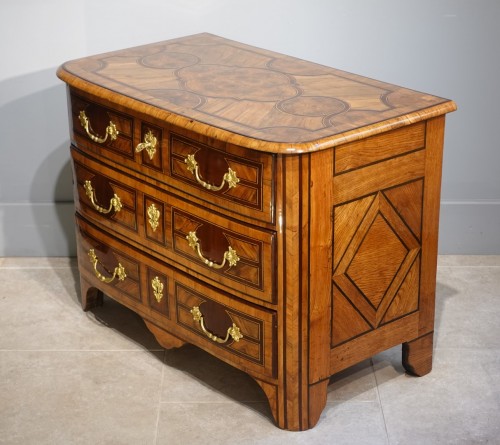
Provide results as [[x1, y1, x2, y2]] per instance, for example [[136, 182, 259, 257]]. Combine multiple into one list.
[[1, 0, 499, 256]]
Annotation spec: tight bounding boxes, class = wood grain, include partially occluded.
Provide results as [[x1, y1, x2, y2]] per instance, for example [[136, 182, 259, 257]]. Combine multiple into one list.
[[58, 33, 456, 153], [60, 34, 456, 431]]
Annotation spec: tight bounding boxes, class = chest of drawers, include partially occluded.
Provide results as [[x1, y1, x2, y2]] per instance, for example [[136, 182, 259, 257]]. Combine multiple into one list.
[[58, 33, 456, 431]]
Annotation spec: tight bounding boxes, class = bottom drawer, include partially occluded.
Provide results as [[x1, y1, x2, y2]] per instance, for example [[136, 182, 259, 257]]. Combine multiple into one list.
[[75, 214, 276, 379]]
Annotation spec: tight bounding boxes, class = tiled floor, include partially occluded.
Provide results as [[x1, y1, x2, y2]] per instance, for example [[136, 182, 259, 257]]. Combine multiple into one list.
[[1, 256, 499, 444]]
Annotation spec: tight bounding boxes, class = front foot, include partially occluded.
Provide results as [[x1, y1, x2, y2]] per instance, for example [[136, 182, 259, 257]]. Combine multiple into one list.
[[402, 332, 433, 376], [80, 276, 104, 311]]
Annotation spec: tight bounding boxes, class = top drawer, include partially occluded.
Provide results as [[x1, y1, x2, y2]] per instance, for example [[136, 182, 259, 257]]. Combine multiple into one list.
[[69, 91, 275, 224], [70, 93, 134, 158]]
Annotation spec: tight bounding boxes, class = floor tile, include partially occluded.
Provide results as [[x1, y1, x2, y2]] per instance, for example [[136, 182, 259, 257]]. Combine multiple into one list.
[[434, 266, 500, 349], [161, 344, 267, 403], [438, 255, 500, 267], [0, 350, 164, 445], [0, 257, 77, 268], [1, 255, 499, 444], [156, 399, 388, 445], [0, 268, 162, 351], [372, 347, 500, 444], [328, 359, 379, 403]]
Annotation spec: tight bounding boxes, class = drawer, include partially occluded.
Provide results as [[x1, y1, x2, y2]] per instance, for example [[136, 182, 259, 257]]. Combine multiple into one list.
[[168, 130, 275, 223], [71, 93, 135, 158], [173, 275, 276, 378], [72, 157, 138, 233], [69, 90, 275, 224], [76, 217, 142, 307], [170, 206, 275, 303], [71, 147, 276, 305], [75, 214, 276, 379]]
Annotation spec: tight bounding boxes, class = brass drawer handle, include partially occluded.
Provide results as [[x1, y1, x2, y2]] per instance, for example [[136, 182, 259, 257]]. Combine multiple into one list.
[[79, 110, 119, 144], [186, 231, 240, 270], [185, 154, 240, 191], [190, 306, 243, 343], [84, 180, 122, 214], [88, 249, 127, 283], [135, 130, 158, 160]]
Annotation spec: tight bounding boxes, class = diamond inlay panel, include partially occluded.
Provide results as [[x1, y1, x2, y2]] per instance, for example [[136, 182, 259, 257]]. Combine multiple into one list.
[[347, 214, 408, 309], [332, 184, 423, 346]]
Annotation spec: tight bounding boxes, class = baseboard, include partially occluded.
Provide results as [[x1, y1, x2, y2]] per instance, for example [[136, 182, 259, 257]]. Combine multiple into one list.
[[1, 201, 499, 256], [439, 200, 500, 254], [0, 202, 76, 257]]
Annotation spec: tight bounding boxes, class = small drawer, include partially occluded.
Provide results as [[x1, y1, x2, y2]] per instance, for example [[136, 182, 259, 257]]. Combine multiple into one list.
[[169, 131, 275, 223], [76, 218, 141, 305], [72, 153, 138, 233], [71, 93, 134, 157]]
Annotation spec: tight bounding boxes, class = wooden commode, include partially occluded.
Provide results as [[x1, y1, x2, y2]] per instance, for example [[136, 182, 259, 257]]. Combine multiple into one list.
[[57, 33, 456, 431]]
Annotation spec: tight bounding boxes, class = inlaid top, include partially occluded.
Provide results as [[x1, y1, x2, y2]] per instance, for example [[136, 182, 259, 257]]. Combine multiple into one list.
[[58, 33, 456, 153]]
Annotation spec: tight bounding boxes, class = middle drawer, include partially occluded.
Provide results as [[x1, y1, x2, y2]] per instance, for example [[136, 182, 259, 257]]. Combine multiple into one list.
[[72, 146, 276, 305]]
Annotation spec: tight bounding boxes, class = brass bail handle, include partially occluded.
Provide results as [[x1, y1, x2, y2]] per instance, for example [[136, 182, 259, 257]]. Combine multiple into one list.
[[88, 249, 127, 284], [186, 231, 240, 270], [184, 154, 240, 191], [84, 180, 122, 214], [79, 110, 119, 144], [190, 306, 243, 343]]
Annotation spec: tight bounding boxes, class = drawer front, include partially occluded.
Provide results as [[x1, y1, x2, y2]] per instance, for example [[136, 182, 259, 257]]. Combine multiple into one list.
[[76, 218, 142, 306], [174, 277, 276, 378], [170, 208, 275, 303], [168, 130, 275, 223], [72, 158, 138, 233], [69, 90, 275, 224], [71, 93, 135, 158], [72, 147, 276, 305], [75, 215, 276, 379]]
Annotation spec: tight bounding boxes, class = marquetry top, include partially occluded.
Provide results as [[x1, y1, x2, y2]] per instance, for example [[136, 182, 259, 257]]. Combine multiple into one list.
[[58, 33, 456, 153]]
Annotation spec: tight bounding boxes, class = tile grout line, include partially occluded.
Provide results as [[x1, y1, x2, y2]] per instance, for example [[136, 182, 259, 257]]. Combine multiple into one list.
[[153, 349, 167, 445], [437, 265, 500, 269], [0, 267, 79, 270], [0, 349, 165, 353], [371, 358, 392, 445]]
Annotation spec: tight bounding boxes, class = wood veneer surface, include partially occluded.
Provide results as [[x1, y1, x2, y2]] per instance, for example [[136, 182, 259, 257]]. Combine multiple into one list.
[[57, 33, 456, 153]]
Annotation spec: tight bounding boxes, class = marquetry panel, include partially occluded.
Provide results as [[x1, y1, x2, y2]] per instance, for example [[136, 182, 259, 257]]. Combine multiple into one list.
[[331, 181, 423, 346]]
